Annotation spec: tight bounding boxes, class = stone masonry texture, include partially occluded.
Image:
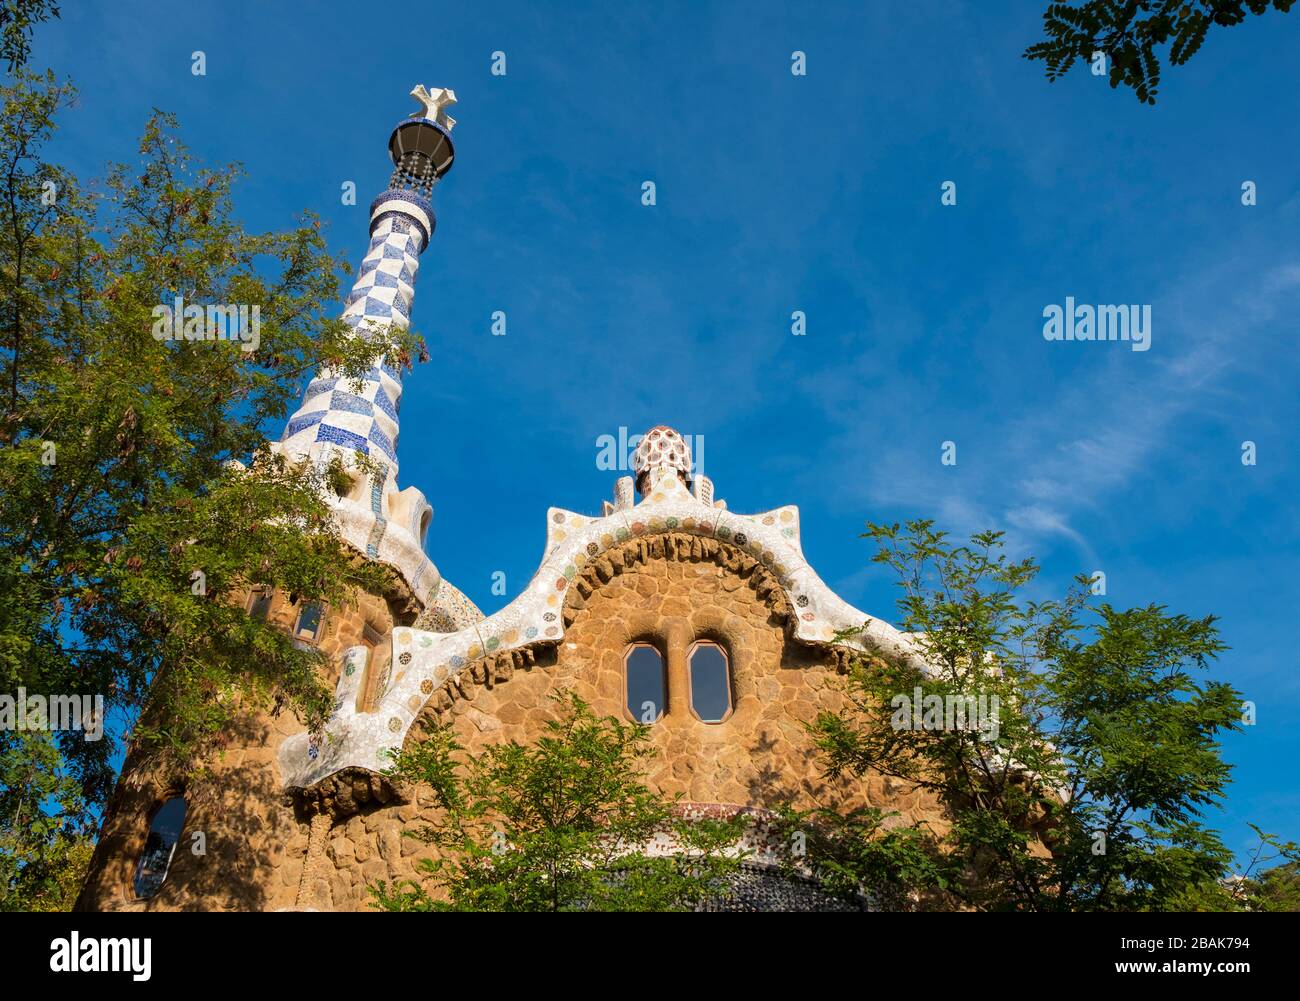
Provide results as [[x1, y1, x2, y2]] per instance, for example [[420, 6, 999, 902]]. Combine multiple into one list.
[[76, 538, 942, 911]]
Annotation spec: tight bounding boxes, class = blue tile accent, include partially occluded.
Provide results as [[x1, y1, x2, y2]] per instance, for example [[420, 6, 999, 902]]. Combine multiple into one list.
[[329, 390, 374, 416], [368, 214, 428, 250], [369, 187, 437, 220], [315, 423, 370, 454], [368, 422, 397, 460], [303, 378, 337, 399], [352, 322, 384, 344], [373, 386, 398, 421], [284, 410, 327, 437], [365, 517, 386, 558], [369, 463, 389, 514], [365, 462, 389, 557]]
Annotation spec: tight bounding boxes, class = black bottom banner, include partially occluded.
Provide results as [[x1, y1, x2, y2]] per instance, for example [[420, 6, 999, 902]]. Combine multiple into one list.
[[0, 910, 1292, 988]]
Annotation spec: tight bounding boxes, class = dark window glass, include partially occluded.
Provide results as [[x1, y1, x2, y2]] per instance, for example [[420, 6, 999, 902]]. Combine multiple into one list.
[[295, 602, 323, 641], [247, 588, 273, 621], [625, 644, 665, 723], [134, 796, 186, 899], [689, 643, 732, 722]]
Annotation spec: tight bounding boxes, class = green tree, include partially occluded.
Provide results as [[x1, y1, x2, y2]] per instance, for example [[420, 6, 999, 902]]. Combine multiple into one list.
[[0, 70, 423, 907], [369, 692, 748, 912], [1025, 1, 1295, 104], [800, 520, 1267, 911], [1233, 826, 1300, 911], [0, 0, 59, 72], [0, 729, 92, 911], [1162, 827, 1300, 910], [1243, 860, 1300, 910], [765, 803, 949, 911]]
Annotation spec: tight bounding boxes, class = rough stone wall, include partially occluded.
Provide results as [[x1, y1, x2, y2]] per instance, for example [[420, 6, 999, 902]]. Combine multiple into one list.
[[74, 583, 416, 912], [289, 538, 946, 911], [547, 538, 898, 811], [78, 537, 944, 912]]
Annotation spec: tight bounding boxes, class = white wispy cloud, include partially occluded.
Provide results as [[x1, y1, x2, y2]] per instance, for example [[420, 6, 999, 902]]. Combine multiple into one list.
[[810, 249, 1300, 564]]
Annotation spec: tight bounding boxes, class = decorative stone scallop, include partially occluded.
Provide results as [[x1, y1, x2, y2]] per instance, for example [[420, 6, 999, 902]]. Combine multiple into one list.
[[279, 481, 925, 791]]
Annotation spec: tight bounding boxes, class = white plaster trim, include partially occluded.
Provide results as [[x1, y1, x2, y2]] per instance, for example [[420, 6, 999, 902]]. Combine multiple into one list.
[[369, 198, 432, 240], [279, 468, 922, 790]]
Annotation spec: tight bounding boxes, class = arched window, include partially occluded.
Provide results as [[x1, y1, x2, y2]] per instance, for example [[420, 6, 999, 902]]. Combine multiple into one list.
[[688, 642, 733, 723], [624, 643, 666, 724], [134, 795, 186, 899]]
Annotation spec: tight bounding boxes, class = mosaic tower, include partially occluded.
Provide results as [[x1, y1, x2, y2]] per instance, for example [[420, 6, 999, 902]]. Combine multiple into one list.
[[273, 86, 479, 626], [75, 87, 484, 912], [279, 89, 455, 481], [76, 87, 975, 914]]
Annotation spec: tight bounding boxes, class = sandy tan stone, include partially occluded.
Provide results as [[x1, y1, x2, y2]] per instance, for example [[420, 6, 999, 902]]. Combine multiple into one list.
[[77, 536, 948, 912]]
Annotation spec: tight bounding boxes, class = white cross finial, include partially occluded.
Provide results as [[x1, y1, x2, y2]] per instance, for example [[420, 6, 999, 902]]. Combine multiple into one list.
[[410, 84, 457, 131]]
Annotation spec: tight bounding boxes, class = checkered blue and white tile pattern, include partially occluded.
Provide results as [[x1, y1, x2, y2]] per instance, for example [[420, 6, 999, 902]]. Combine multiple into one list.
[[278, 203, 429, 474]]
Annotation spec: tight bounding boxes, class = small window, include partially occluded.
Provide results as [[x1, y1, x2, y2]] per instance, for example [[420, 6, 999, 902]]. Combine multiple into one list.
[[362, 622, 384, 648], [246, 587, 273, 622], [624, 643, 666, 724], [688, 642, 732, 723], [134, 795, 186, 899], [294, 602, 324, 642]]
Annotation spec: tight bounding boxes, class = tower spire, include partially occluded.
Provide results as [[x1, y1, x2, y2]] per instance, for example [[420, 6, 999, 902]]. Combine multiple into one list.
[[271, 86, 478, 623], [279, 86, 457, 475]]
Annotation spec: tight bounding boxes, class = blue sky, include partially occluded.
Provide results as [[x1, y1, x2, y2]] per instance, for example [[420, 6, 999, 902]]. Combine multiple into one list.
[[34, 1, 1300, 864]]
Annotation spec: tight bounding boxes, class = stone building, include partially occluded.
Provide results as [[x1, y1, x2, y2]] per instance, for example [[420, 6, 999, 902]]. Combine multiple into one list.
[[75, 87, 933, 912]]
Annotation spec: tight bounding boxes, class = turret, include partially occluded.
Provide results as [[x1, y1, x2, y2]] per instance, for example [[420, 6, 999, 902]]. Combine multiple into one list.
[[272, 86, 479, 626]]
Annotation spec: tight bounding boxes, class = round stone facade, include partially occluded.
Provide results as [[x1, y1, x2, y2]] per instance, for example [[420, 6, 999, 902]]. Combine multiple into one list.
[[77, 541, 943, 912]]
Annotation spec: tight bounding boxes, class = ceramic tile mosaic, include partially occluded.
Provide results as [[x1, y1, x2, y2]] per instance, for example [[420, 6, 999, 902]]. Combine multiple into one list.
[[632, 425, 693, 493], [270, 91, 920, 793], [265, 96, 478, 624], [279, 423, 927, 791]]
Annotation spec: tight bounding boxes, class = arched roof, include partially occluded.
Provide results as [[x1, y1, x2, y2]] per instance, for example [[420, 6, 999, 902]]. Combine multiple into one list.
[[280, 462, 922, 789]]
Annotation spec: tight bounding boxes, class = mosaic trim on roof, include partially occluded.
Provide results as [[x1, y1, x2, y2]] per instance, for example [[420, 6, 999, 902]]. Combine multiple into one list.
[[279, 463, 924, 790], [633, 425, 693, 488]]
